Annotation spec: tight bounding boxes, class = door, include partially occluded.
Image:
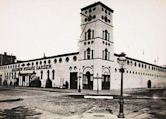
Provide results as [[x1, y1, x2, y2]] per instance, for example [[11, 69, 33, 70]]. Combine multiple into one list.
[[147, 80, 151, 88], [83, 72, 93, 89], [102, 75, 110, 90], [70, 72, 77, 89]]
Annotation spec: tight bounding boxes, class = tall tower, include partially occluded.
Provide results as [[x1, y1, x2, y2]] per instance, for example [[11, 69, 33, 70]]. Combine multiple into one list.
[[79, 2, 114, 90]]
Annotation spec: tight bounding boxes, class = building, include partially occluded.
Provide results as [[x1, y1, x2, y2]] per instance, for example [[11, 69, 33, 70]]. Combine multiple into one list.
[[0, 2, 166, 89], [0, 52, 16, 66]]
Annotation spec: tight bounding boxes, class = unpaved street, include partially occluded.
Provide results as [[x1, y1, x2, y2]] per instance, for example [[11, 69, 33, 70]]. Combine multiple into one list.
[[0, 87, 166, 119]]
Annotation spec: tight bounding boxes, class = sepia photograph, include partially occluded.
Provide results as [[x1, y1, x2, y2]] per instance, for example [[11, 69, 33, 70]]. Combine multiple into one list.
[[0, 0, 166, 119]]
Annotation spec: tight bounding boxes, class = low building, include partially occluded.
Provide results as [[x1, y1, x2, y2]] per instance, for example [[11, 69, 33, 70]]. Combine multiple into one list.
[[0, 52, 16, 66], [0, 2, 166, 89]]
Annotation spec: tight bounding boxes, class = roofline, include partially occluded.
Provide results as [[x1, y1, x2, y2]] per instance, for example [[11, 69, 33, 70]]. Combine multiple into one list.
[[1, 52, 79, 66], [81, 1, 114, 13], [114, 53, 166, 69]]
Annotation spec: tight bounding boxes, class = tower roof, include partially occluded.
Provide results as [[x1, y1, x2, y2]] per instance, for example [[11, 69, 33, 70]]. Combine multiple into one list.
[[81, 1, 114, 13]]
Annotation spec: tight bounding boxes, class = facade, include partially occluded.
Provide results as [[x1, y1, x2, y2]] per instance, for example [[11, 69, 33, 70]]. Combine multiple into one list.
[[0, 52, 16, 66], [0, 2, 166, 89]]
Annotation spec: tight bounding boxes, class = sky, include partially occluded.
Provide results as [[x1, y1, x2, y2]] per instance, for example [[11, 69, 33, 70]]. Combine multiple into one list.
[[0, 0, 166, 66]]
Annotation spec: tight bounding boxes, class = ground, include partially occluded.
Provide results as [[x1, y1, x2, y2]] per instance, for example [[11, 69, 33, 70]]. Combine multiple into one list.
[[0, 86, 166, 119]]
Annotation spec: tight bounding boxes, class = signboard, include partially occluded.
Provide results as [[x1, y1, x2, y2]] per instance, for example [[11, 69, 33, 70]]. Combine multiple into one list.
[[12, 65, 52, 72]]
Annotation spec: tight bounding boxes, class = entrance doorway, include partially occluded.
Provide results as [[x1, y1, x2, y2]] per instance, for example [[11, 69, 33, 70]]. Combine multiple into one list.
[[46, 79, 52, 88], [83, 71, 93, 89], [14, 78, 19, 86], [147, 80, 151, 88], [102, 75, 110, 90], [70, 72, 77, 89]]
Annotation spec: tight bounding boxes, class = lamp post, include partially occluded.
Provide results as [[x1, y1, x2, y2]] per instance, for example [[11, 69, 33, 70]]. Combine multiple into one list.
[[117, 52, 126, 118], [78, 71, 81, 93]]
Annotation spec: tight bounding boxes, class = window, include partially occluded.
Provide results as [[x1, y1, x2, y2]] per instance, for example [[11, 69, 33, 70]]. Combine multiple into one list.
[[105, 49, 108, 60], [87, 48, 91, 59], [85, 29, 94, 40], [48, 60, 51, 64], [73, 56, 77, 61], [66, 57, 69, 62], [134, 62, 137, 67], [127, 60, 129, 65], [59, 58, 62, 63], [44, 60, 46, 64], [40, 61, 42, 65], [105, 30, 108, 40], [54, 59, 57, 63], [88, 29, 91, 40], [102, 30, 109, 41], [52, 70, 55, 79], [93, 15, 96, 19], [105, 16, 108, 22]]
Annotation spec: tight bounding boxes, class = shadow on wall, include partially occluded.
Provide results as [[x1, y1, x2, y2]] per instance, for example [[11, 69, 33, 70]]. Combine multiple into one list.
[[0, 106, 42, 119]]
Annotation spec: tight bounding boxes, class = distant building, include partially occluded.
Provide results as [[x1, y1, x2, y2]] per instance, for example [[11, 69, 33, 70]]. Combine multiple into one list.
[[0, 2, 166, 89], [0, 52, 16, 66]]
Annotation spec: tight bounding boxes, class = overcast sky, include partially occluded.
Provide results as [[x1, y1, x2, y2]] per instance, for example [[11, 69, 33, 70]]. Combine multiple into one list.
[[0, 0, 166, 66]]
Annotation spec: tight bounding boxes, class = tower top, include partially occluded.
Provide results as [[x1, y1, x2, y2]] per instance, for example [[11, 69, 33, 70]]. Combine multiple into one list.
[[81, 1, 113, 13]]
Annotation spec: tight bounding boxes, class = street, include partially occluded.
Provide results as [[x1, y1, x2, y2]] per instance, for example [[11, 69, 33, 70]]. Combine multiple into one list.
[[0, 86, 166, 119]]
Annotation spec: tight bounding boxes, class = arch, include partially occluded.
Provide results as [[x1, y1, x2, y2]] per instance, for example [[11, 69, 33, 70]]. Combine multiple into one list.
[[147, 80, 151, 88], [83, 71, 93, 89], [105, 30, 108, 40], [3, 80, 8, 86], [82, 66, 94, 75], [88, 29, 91, 39], [102, 67, 111, 90], [102, 67, 111, 75], [82, 67, 94, 89], [105, 49, 108, 60], [46, 79, 52, 88], [87, 48, 91, 59]]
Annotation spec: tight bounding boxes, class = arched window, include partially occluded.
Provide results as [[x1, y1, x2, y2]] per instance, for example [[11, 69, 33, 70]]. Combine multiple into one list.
[[47, 70, 50, 79], [105, 30, 108, 40], [105, 49, 108, 60], [91, 50, 94, 59], [87, 48, 91, 59], [52, 70, 55, 79], [88, 29, 91, 40], [41, 70, 43, 79]]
